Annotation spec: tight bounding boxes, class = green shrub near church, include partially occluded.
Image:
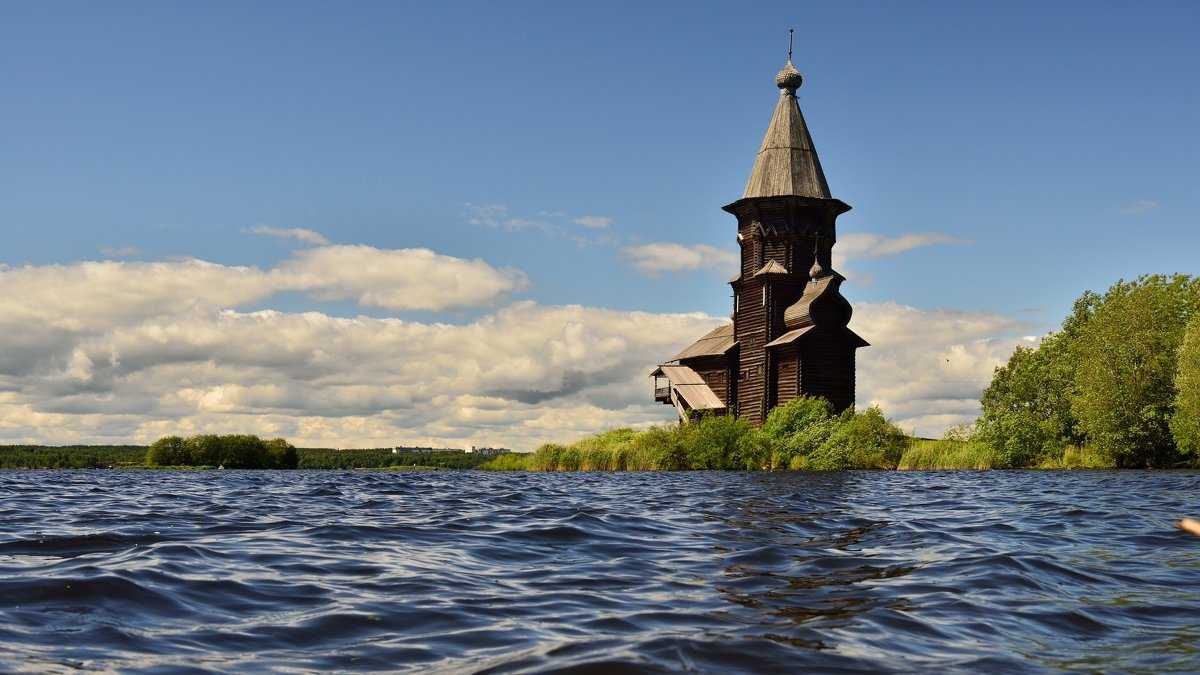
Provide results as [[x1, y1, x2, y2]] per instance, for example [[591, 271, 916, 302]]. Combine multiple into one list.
[[484, 398, 909, 472]]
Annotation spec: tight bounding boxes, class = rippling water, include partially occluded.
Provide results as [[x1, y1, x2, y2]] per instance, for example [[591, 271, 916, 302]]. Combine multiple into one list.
[[1, 470, 1198, 673]]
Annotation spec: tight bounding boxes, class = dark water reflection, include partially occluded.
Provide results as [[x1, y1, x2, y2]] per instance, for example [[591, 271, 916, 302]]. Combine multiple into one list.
[[0, 470, 1197, 672]]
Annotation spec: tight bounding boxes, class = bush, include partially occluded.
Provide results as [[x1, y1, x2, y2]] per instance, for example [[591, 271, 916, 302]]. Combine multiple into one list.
[[783, 415, 844, 469], [761, 397, 835, 442], [146, 436, 188, 466], [734, 429, 774, 470], [147, 434, 299, 469], [678, 414, 752, 470], [804, 407, 907, 471], [630, 426, 688, 470], [1171, 316, 1200, 462]]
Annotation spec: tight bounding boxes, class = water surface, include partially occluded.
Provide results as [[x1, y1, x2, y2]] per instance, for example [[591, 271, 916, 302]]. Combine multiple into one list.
[[0, 470, 1197, 672]]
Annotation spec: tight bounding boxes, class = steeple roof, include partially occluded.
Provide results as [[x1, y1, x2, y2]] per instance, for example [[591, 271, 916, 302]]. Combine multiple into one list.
[[742, 60, 831, 200]]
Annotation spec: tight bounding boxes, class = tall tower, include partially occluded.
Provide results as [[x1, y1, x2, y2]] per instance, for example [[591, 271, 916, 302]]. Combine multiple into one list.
[[724, 57, 866, 425], [653, 53, 866, 426]]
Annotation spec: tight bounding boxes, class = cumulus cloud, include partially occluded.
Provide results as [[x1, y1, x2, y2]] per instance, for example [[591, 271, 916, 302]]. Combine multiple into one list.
[[852, 302, 1032, 437], [275, 246, 530, 311], [621, 243, 739, 277], [0, 285, 720, 449], [0, 247, 526, 328], [572, 216, 613, 229], [246, 225, 332, 246], [0, 240, 1030, 448]]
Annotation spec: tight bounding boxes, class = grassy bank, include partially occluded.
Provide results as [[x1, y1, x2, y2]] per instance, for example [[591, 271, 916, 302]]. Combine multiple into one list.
[[296, 448, 493, 470]]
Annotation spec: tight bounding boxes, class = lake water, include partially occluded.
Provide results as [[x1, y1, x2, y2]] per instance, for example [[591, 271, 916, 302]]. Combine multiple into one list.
[[0, 470, 1197, 673]]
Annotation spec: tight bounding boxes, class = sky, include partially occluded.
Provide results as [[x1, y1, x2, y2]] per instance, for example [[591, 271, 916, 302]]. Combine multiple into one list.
[[1, 2, 1197, 449]]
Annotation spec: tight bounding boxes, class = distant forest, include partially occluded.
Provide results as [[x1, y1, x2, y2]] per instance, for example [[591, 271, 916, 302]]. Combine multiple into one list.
[[0, 443, 493, 470]]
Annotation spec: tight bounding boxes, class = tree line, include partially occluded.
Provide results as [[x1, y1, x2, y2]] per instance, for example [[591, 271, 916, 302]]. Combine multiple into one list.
[[976, 274, 1200, 468]]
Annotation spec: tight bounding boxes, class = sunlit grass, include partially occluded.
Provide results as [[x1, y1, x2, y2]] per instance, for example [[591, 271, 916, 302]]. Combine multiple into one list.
[[897, 439, 1001, 470]]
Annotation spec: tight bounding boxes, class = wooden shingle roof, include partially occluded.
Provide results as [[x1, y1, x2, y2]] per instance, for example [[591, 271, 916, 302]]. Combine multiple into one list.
[[672, 323, 736, 361], [752, 260, 789, 276], [650, 365, 725, 410], [742, 61, 831, 200]]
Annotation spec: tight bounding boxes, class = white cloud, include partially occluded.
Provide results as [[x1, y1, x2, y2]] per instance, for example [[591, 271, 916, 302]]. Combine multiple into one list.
[[275, 245, 530, 311], [852, 302, 1032, 437], [0, 245, 526, 340], [621, 243, 739, 277], [572, 216, 613, 229], [246, 225, 332, 246], [1119, 199, 1160, 215], [836, 232, 968, 259], [0, 241, 1031, 448], [0, 281, 719, 449]]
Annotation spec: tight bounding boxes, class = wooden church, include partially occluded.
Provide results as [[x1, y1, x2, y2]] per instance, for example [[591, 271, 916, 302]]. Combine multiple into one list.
[[652, 57, 867, 426]]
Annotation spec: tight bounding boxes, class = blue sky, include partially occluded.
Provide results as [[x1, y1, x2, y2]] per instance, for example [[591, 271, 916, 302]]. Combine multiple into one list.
[[1, 2, 1197, 446]]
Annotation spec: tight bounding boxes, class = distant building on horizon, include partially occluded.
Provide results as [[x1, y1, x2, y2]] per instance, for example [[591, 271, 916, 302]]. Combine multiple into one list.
[[466, 446, 512, 456], [390, 446, 462, 454], [652, 56, 867, 426]]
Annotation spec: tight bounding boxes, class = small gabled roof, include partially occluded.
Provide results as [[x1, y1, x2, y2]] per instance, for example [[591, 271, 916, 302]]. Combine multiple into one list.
[[672, 323, 736, 361], [650, 365, 725, 410], [766, 325, 869, 349], [752, 260, 789, 276]]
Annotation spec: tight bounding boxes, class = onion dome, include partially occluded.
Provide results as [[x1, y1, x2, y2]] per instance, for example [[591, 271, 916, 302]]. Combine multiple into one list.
[[775, 60, 803, 93]]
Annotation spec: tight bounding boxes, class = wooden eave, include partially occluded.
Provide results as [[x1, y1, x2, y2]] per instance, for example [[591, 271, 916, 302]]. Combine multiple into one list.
[[766, 325, 869, 349], [671, 323, 737, 361]]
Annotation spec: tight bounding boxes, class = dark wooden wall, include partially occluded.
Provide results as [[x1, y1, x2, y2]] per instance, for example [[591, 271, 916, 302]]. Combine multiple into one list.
[[799, 330, 855, 412], [773, 352, 799, 408], [734, 279, 767, 425], [680, 355, 735, 408]]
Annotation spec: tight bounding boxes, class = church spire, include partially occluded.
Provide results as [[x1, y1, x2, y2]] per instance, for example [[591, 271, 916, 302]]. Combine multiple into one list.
[[742, 48, 832, 200]]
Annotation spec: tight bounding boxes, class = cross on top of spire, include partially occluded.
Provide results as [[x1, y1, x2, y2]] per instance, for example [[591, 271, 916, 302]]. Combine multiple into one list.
[[776, 28, 803, 93]]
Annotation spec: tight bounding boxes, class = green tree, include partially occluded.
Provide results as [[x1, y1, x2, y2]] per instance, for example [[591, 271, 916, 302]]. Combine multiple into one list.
[[185, 435, 223, 466], [265, 438, 299, 469], [146, 436, 187, 466], [976, 291, 1097, 467], [1171, 316, 1200, 461], [1071, 275, 1200, 467]]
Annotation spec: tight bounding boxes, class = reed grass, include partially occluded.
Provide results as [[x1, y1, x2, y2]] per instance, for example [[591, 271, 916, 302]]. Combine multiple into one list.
[[896, 439, 1001, 470], [1034, 445, 1115, 469]]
